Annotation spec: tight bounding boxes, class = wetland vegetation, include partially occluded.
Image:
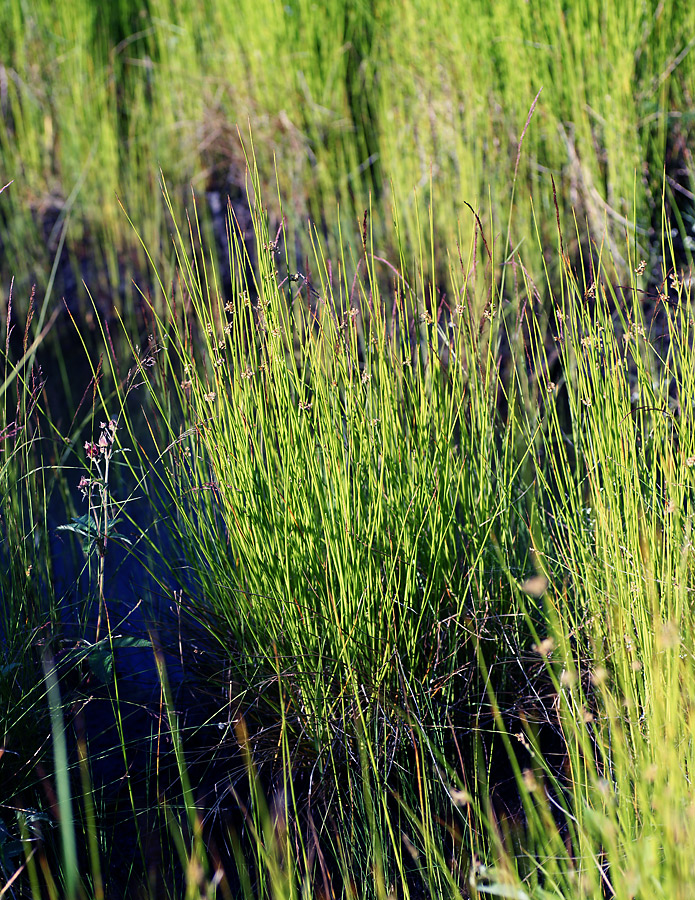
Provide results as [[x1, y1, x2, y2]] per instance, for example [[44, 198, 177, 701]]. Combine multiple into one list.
[[2, 1, 695, 898]]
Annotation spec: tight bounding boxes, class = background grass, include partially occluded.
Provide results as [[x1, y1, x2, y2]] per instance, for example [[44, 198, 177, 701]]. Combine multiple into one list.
[[2, 0, 695, 319]]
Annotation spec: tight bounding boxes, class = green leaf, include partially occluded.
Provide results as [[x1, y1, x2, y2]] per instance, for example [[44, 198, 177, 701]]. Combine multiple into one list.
[[57, 513, 99, 538], [87, 636, 152, 685], [57, 514, 132, 555], [0, 661, 20, 677]]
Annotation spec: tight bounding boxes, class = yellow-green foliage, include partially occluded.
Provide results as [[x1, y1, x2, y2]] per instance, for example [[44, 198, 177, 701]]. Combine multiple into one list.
[[2, 0, 694, 311]]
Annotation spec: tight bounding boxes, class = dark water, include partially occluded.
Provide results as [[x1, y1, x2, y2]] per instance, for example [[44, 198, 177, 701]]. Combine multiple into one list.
[[29, 473, 248, 894]]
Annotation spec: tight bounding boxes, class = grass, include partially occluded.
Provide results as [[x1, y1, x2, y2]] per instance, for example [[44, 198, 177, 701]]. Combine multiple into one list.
[[3, 2, 695, 897], [3, 144, 695, 896], [2, 0, 695, 323]]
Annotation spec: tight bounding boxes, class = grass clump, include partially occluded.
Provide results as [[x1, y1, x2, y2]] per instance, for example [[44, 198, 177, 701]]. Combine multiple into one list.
[[134, 154, 537, 775]]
